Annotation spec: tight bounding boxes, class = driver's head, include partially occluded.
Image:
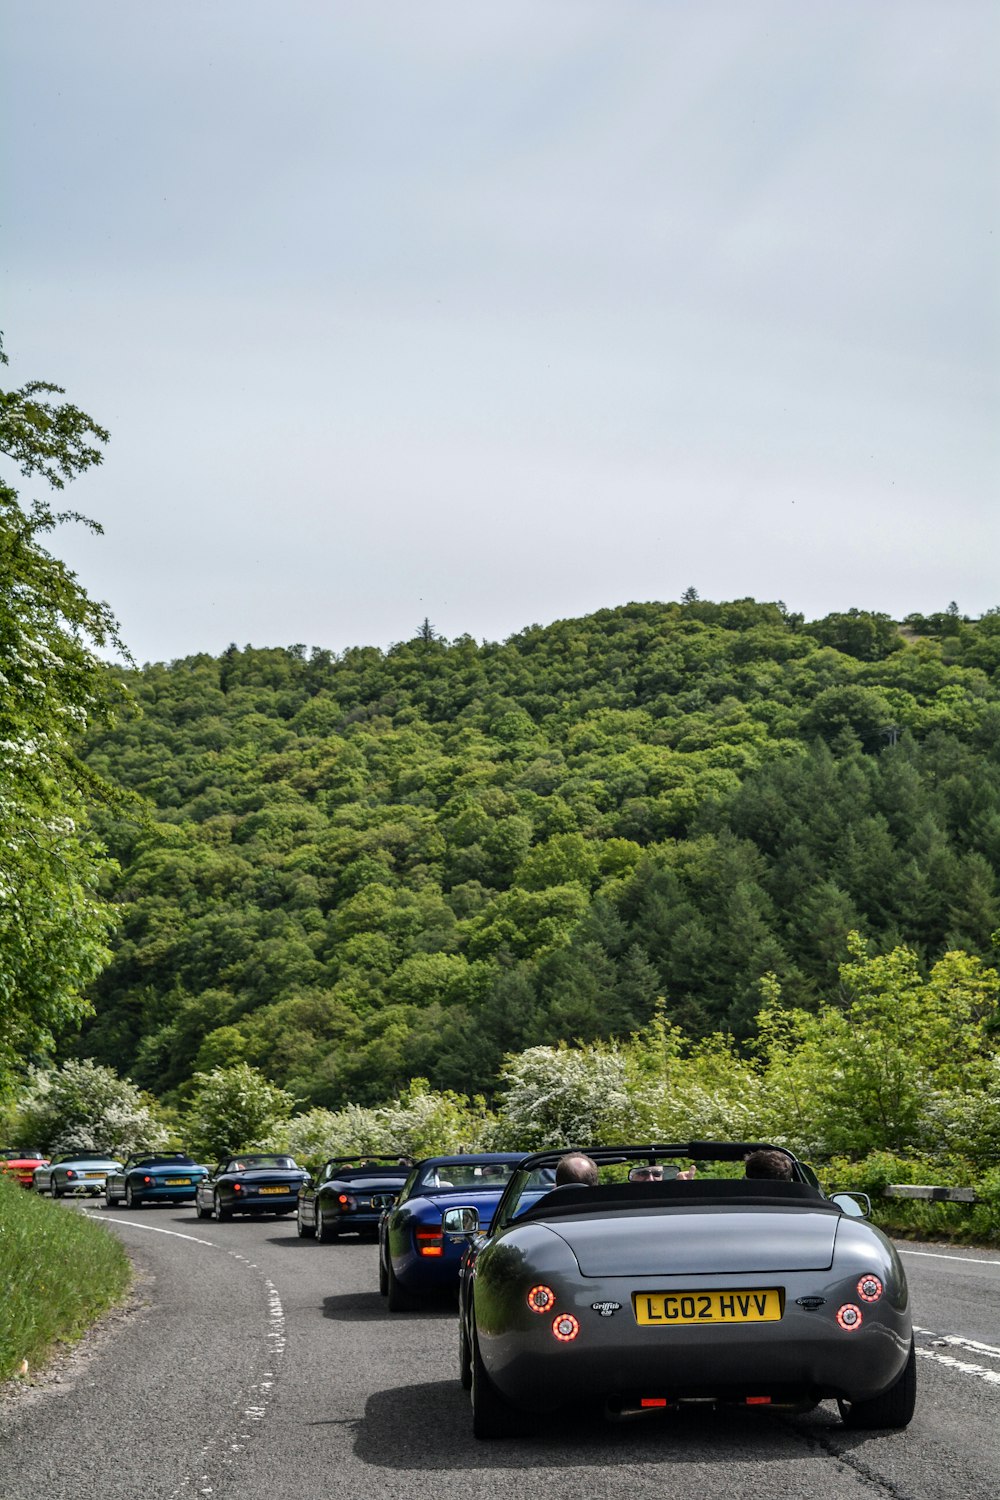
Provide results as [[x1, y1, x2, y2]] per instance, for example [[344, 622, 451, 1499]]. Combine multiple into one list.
[[744, 1149, 793, 1180], [555, 1152, 598, 1186], [628, 1164, 663, 1182]]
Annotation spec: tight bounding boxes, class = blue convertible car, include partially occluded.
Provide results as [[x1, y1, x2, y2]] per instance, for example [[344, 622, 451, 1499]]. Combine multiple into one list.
[[378, 1153, 531, 1311]]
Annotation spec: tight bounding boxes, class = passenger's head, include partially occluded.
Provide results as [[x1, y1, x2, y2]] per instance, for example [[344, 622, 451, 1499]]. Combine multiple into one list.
[[555, 1152, 598, 1187], [744, 1149, 793, 1181]]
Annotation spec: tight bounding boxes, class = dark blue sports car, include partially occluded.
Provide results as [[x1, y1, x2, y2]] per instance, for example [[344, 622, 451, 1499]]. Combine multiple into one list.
[[105, 1153, 208, 1208], [378, 1153, 530, 1311], [194, 1153, 308, 1220], [297, 1156, 410, 1242]]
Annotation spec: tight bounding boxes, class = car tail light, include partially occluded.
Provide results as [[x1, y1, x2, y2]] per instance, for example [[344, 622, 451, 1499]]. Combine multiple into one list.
[[65, 1170, 77, 1179], [641, 1397, 667, 1408], [526, 1285, 556, 1314], [338, 1194, 357, 1210], [415, 1226, 443, 1257], [551, 1313, 579, 1342], [143, 1176, 152, 1184], [746, 1396, 771, 1405], [857, 1274, 883, 1303], [836, 1303, 862, 1331], [233, 1183, 242, 1193]]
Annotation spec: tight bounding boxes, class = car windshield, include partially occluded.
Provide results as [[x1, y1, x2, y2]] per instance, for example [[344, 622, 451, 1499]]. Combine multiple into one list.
[[492, 1143, 807, 1232], [414, 1160, 517, 1193], [337, 1175, 405, 1191], [134, 1155, 197, 1167], [227, 1155, 297, 1171]]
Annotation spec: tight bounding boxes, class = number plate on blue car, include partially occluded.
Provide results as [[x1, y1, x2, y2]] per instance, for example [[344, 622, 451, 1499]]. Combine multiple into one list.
[[634, 1289, 782, 1325]]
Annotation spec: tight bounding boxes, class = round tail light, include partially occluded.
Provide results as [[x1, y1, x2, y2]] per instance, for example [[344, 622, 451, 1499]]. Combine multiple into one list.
[[552, 1313, 580, 1342], [527, 1285, 555, 1314]]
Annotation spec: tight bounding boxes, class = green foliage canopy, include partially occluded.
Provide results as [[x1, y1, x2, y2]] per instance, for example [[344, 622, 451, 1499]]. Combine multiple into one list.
[[1, 338, 129, 1094]]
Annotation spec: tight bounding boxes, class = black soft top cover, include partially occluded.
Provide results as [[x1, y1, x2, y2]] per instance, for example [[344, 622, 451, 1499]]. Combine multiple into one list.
[[517, 1177, 834, 1224]]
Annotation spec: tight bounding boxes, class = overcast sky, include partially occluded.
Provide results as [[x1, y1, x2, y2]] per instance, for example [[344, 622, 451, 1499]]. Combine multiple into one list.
[[3, 1, 997, 665]]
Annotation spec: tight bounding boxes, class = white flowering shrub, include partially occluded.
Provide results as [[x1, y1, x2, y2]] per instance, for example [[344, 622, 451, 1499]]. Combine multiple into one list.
[[492, 1043, 631, 1150], [283, 1082, 493, 1167], [16, 1059, 168, 1156]]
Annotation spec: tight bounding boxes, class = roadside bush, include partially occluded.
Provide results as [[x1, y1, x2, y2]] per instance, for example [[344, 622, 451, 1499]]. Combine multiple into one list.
[[184, 1064, 295, 1159], [283, 1081, 493, 1169], [0, 1177, 130, 1380], [14, 1059, 168, 1157]]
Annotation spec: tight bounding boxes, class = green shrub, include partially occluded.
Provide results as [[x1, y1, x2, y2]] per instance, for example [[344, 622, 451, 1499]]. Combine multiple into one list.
[[0, 1178, 131, 1380]]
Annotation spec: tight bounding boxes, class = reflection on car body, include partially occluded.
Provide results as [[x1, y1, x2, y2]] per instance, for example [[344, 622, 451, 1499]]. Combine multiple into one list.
[[453, 1141, 916, 1438]]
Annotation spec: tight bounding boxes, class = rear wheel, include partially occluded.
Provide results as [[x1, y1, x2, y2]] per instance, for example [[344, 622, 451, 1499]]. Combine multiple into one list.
[[386, 1254, 420, 1312], [195, 1197, 211, 1219], [125, 1183, 142, 1210], [471, 1319, 528, 1438], [839, 1340, 916, 1430], [51, 1181, 63, 1199], [297, 1207, 314, 1238], [315, 1204, 333, 1243], [212, 1191, 231, 1222], [105, 1185, 119, 1209]]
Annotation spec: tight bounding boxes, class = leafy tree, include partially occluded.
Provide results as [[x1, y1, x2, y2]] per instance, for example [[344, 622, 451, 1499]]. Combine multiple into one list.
[[184, 1064, 295, 1159], [1, 337, 128, 1094], [14, 1059, 168, 1156]]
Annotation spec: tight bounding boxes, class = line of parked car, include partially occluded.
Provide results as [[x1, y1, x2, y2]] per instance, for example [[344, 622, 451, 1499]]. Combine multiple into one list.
[[6, 1139, 918, 1440]]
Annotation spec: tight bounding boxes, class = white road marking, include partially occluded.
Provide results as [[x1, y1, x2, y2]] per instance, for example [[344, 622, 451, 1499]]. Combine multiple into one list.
[[82, 1211, 215, 1247], [899, 1248, 1000, 1268], [82, 1210, 288, 1496], [914, 1327, 1000, 1361], [916, 1348, 1000, 1388]]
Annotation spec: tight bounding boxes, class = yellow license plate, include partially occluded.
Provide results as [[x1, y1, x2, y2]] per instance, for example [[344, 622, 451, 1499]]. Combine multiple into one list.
[[84, 1172, 105, 1178], [634, 1289, 782, 1325], [259, 1186, 289, 1195], [165, 1178, 191, 1185]]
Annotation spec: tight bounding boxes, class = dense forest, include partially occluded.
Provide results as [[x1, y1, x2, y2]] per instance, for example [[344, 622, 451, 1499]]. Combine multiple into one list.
[[77, 599, 1000, 1108]]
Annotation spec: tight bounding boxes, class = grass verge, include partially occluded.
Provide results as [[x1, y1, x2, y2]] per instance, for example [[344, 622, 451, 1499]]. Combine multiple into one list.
[[0, 1177, 131, 1381]]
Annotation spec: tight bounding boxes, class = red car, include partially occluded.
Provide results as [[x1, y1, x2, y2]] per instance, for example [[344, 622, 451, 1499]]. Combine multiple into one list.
[[1, 1150, 50, 1188]]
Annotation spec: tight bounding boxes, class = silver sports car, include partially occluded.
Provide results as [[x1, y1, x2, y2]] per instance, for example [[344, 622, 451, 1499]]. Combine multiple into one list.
[[451, 1142, 915, 1438]]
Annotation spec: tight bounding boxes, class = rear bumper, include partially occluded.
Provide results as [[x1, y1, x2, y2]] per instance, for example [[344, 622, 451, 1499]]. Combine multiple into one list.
[[484, 1307, 911, 1411]]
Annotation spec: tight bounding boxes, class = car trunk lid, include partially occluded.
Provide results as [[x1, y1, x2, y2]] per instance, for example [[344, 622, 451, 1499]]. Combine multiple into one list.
[[548, 1207, 840, 1276]]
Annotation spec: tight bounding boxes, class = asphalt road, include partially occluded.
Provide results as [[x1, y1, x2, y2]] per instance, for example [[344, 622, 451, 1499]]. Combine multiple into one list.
[[2, 1205, 999, 1500]]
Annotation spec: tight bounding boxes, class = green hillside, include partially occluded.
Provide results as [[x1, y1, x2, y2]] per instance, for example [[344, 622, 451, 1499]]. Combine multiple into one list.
[[78, 599, 1000, 1106]]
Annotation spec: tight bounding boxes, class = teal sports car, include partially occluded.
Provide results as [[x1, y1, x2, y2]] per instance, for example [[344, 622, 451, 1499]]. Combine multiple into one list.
[[105, 1153, 208, 1208]]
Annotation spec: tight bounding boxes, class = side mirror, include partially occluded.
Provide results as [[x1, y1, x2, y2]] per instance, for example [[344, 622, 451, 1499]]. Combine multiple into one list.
[[442, 1205, 480, 1236], [831, 1191, 872, 1219]]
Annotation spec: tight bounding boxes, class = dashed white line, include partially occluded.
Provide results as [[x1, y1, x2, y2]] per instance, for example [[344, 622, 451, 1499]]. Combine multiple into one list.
[[83, 1211, 288, 1497]]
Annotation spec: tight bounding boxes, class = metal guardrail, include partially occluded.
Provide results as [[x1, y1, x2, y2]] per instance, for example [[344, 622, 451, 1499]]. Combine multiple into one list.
[[884, 1184, 976, 1203]]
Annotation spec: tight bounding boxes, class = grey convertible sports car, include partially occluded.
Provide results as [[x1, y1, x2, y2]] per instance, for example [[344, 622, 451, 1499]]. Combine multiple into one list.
[[451, 1142, 916, 1438]]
